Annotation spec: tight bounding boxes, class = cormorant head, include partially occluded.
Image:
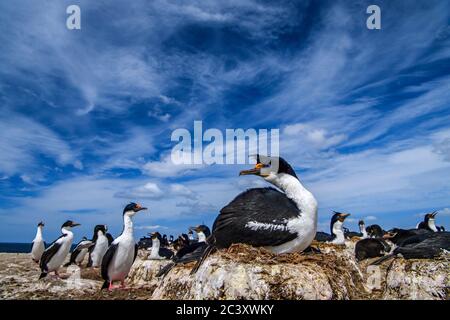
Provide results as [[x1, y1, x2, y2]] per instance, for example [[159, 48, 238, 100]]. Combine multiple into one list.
[[424, 211, 437, 222], [239, 155, 298, 181], [192, 225, 211, 237], [61, 220, 80, 230], [94, 224, 107, 235], [37, 221, 45, 227], [170, 235, 174, 240], [383, 230, 398, 239], [333, 211, 351, 222], [330, 211, 350, 234], [123, 202, 147, 217], [358, 220, 365, 226], [150, 232, 162, 240]]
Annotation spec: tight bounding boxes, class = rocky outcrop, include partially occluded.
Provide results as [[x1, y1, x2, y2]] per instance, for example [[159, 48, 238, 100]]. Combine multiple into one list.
[[382, 257, 449, 299], [1, 244, 449, 300], [128, 242, 450, 300], [149, 243, 368, 299]]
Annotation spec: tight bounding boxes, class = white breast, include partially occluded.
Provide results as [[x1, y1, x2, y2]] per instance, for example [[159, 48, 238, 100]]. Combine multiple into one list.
[[266, 211, 317, 254], [107, 236, 136, 281], [46, 235, 73, 272], [91, 235, 109, 267], [31, 240, 45, 262], [263, 173, 318, 254]]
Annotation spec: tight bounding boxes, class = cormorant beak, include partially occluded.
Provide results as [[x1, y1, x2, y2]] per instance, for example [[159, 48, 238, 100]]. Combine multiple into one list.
[[71, 222, 81, 227], [431, 211, 437, 218], [239, 163, 265, 176], [338, 213, 350, 221], [134, 204, 148, 212], [383, 232, 397, 239]]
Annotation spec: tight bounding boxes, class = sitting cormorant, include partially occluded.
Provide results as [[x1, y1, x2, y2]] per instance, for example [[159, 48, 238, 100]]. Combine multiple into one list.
[[314, 212, 350, 245], [191, 155, 318, 273], [156, 225, 210, 277], [366, 224, 385, 238], [384, 228, 431, 246], [355, 238, 391, 261], [372, 231, 450, 265], [417, 211, 444, 232], [345, 220, 368, 239], [148, 232, 174, 260]]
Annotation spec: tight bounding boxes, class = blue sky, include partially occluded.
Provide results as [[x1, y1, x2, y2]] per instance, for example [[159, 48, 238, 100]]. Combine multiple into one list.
[[0, 0, 449, 242]]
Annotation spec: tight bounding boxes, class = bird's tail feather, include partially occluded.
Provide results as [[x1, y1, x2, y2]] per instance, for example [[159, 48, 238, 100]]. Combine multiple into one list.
[[39, 272, 47, 280], [63, 261, 72, 267], [156, 262, 175, 278], [371, 253, 395, 265], [190, 245, 215, 275]]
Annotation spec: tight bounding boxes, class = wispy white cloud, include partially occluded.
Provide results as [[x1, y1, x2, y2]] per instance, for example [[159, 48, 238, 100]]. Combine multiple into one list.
[[0, 113, 79, 176]]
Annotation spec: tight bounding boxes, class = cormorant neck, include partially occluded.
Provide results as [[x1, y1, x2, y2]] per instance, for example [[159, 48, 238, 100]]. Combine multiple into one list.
[[197, 232, 206, 243], [428, 219, 437, 232], [35, 226, 43, 239], [332, 221, 345, 243], [151, 237, 160, 255], [267, 173, 317, 215], [123, 215, 134, 236], [62, 227, 73, 236], [359, 225, 368, 238]]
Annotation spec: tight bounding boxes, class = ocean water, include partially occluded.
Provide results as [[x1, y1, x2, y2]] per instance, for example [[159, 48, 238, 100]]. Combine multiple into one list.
[[0, 243, 32, 253], [0, 243, 76, 253]]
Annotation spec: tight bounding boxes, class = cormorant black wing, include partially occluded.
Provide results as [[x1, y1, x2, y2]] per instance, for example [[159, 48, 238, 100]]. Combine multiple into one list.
[[106, 233, 114, 246], [69, 249, 81, 264], [315, 231, 333, 242], [39, 239, 63, 272], [212, 188, 300, 248], [159, 247, 174, 259], [133, 243, 138, 263], [175, 242, 208, 263], [101, 244, 118, 281]]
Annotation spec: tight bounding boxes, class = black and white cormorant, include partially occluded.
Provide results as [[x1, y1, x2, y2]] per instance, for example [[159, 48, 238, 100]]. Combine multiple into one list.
[[366, 224, 385, 238], [345, 220, 368, 239], [314, 212, 350, 245], [169, 235, 174, 245], [187, 230, 195, 243], [157, 225, 211, 277], [191, 156, 318, 273], [39, 220, 80, 279], [372, 231, 450, 265], [417, 211, 445, 232], [101, 203, 147, 290], [355, 238, 391, 261], [31, 221, 46, 263], [87, 224, 109, 268], [173, 233, 190, 251], [161, 234, 169, 247], [64, 237, 94, 267], [106, 232, 114, 245], [148, 232, 174, 260], [382, 228, 431, 246]]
